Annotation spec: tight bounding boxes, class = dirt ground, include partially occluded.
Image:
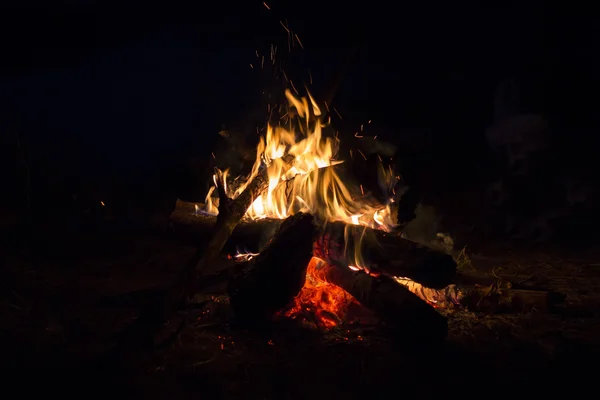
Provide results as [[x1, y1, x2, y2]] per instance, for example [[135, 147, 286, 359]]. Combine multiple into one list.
[[2, 216, 600, 398]]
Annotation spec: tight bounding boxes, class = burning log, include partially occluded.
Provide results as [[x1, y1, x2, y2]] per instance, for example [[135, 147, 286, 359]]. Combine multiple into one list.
[[312, 261, 448, 343], [317, 221, 457, 289], [227, 213, 316, 324], [170, 202, 456, 288]]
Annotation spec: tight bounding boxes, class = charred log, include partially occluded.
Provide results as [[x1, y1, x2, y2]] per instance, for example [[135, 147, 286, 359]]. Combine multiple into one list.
[[227, 213, 316, 325], [313, 262, 448, 343]]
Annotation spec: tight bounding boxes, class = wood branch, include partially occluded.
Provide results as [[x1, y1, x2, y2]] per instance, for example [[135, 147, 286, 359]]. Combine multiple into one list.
[[108, 162, 273, 364], [171, 202, 456, 288], [313, 262, 448, 343], [227, 213, 316, 325], [460, 284, 557, 313]]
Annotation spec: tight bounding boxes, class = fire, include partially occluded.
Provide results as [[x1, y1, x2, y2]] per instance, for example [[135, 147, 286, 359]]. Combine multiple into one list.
[[282, 257, 358, 329], [203, 89, 398, 232], [205, 89, 413, 328]]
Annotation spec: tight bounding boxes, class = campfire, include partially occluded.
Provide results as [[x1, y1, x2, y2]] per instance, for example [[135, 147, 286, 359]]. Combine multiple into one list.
[[173, 89, 458, 341]]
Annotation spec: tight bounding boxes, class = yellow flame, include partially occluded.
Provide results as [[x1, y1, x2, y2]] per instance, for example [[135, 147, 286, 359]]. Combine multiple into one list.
[[204, 89, 398, 239]]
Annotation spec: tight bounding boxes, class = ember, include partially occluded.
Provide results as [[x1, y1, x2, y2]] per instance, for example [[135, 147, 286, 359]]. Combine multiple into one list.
[[283, 257, 358, 329]]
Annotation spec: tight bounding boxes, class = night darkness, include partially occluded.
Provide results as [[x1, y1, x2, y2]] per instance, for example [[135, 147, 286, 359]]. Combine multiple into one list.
[[1, 0, 600, 394], [2, 2, 597, 218]]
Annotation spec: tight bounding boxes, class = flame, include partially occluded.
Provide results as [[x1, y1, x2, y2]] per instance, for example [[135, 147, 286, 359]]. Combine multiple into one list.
[[203, 89, 398, 231]]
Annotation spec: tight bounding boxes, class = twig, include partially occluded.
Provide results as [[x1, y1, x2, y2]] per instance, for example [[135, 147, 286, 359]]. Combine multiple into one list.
[[190, 354, 218, 367]]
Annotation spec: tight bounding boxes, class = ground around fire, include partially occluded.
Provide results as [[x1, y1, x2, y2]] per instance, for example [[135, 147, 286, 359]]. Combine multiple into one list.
[[2, 214, 599, 398]]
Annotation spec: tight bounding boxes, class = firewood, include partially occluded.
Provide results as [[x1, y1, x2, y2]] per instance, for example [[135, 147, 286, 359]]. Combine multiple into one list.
[[227, 213, 317, 324], [316, 221, 457, 289], [312, 261, 448, 343], [170, 202, 456, 288]]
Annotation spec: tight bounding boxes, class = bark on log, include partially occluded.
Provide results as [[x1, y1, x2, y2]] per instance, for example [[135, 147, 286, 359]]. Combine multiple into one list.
[[227, 213, 316, 324], [313, 261, 448, 343], [170, 202, 456, 289]]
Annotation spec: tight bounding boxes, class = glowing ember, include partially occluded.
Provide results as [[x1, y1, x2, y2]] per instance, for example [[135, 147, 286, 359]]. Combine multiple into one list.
[[283, 257, 358, 329]]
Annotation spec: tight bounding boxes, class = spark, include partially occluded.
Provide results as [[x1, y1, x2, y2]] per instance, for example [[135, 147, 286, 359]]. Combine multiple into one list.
[[290, 80, 299, 95], [263, 1, 271, 10], [295, 34, 304, 49]]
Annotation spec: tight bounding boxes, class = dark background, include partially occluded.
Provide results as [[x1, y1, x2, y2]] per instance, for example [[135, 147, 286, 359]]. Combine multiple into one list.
[[1, 1, 597, 242]]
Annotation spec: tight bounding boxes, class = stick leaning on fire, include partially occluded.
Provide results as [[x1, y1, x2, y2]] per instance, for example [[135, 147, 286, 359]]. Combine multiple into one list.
[[108, 157, 278, 363]]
